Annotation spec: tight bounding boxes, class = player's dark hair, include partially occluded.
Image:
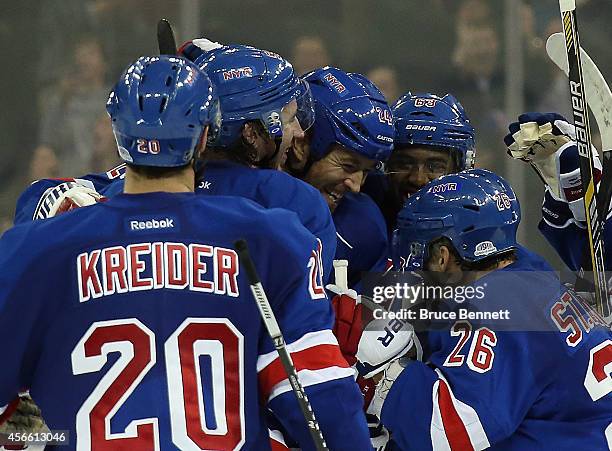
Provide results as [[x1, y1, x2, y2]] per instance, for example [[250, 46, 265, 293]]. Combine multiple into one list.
[[428, 236, 516, 271], [126, 163, 190, 178], [204, 120, 269, 167]]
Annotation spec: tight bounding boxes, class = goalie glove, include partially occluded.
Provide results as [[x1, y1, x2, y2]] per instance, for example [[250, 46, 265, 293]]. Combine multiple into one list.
[[504, 112, 602, 222]]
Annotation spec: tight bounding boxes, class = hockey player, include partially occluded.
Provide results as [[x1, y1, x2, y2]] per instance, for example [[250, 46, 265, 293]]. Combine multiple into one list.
[[285, 66, 395, 287], [361, 169, 612, 450], [14, 43, 337, 284], [364, 92, 476, 236], [189, 44, 337, 282], [504, 112, 612, 271], [0, 55, 370, 450]]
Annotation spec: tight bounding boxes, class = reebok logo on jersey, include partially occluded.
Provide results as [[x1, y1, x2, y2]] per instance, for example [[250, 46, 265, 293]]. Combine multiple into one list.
[[198, 180, 212, 190], [130, 218, 174, 231]]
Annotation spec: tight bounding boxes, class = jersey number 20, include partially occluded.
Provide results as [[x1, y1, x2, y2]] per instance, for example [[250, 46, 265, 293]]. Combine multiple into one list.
[[71, 318, 244, 450]]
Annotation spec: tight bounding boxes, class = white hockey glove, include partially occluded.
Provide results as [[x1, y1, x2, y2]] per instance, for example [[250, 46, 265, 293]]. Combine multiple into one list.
[[46, 183, 106, 218], [33, 179, 107, 220], [355, 318, 420, 379], [367, 359, 409, 419], [505, 112, 603, 222]]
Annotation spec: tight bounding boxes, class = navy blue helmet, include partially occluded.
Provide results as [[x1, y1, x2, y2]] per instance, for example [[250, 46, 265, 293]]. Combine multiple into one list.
[[393, 92, 475, 171], [393, 169, 519, 271], [106, 55, 219, 167], [304, 67, 394, 165], [193, 45, 314, 148]]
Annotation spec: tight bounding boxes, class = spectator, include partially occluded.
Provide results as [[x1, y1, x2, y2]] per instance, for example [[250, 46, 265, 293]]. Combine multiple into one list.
[[366, 66, 401, 103], [35, 36, 110, 176], [91, 113, 120, 173], [448, 0, 506, 172], [291, 35, 331, 75]]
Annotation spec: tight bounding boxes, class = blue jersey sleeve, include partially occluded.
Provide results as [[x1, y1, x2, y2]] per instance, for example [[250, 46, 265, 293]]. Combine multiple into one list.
[[253, 211, 370, 450], [199, 161, 337, 284], [382, 331, 543, 450], [334, 192, 389, 287], [256, 172, 337, 284], [0, 224, 60, 409], [13, 164, 126, 224], [381, 265, 612, 450], [538, 188, 612, 271]]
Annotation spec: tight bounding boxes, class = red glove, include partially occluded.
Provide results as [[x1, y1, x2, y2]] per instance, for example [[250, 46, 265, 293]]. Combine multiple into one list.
[[329, 287, 364, 366]]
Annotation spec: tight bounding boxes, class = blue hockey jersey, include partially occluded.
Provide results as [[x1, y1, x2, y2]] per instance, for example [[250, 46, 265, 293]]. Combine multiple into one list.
[[197, 160, 337, 283], [333, 192, 389, 288], [14, 161, 337, 284], [0, 192, 369, 450], [381, 253, 612, 450]]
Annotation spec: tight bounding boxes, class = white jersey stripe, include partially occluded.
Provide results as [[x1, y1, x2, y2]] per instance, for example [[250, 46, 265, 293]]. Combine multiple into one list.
[[267, 366, 355, 401], [431, 369, 490, 451], [256, 329, 339, 372]]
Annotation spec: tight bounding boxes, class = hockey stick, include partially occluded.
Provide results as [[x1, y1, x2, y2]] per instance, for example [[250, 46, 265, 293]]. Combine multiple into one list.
[[234, 240, 329, 451], [157, 19, 177, 55], [546, 32, 612, 220], [332, 259, 387, 313], [545, 32, 612, 154], [558, 0, 610, 318]]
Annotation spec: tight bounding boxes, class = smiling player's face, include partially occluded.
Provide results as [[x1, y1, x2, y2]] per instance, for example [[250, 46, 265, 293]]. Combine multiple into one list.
[[386, 147, 456, 207], [303, 145, 376, 211]]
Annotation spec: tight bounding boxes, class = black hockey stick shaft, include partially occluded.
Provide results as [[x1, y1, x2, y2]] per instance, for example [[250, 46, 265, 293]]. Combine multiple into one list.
[[234, 240, 329, 451], [157, 19, 177, 55], [559, 0, 610, 318]]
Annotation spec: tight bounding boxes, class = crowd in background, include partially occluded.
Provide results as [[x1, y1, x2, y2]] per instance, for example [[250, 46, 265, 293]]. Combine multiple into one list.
[[1, 0, 610, 262]]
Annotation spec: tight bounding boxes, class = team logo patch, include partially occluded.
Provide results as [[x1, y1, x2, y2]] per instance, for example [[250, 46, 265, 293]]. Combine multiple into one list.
[[414, 98, 437, 108], [222, 66, 254, 81], [430, 182, 458, 194], [323, 72, 347, 96], [474, 241, 497, 257]]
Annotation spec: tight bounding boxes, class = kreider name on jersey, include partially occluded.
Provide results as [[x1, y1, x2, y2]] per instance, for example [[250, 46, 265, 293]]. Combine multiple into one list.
[[77, 241, 239, 302]]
